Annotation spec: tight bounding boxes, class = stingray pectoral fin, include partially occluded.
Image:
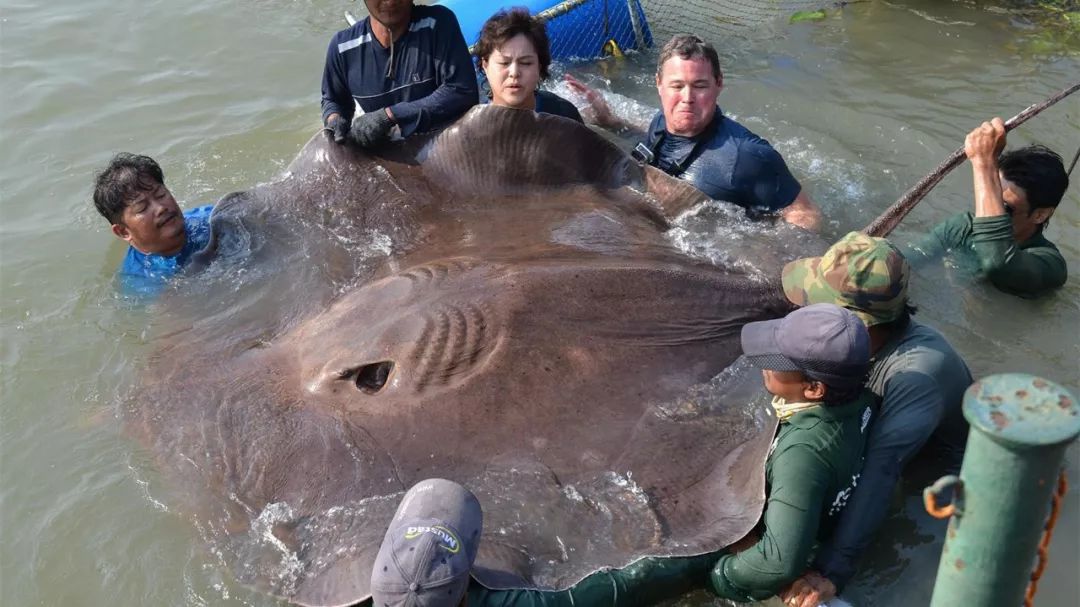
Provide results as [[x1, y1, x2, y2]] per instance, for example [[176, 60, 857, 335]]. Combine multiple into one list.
[[186, 190, 252, 272], [643, 164, 710, 220], [613, 363, 776, 549]]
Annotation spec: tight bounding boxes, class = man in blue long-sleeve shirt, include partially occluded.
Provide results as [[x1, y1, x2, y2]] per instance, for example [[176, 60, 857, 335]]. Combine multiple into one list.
[[321, 0, 478, 148], [92, 153, 214, 298]]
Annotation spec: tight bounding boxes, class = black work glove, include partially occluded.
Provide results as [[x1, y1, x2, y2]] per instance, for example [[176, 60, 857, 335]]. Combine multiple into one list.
[[325, 114, 350, 144], [349, 110, 395, 148]]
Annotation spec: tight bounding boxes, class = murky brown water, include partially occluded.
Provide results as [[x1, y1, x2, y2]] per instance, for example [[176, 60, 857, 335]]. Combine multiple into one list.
[[1, 1, 1076, 605]]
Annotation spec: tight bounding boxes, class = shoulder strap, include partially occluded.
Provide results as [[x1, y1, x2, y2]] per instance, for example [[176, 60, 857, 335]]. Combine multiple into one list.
[[636, 114, 721, 177]]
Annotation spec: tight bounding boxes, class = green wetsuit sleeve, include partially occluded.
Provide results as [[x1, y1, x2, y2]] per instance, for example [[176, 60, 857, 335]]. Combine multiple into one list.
[[970, 215, 1067, 296], [467, 554, 717, 607], [905, 212, 970, 265], [710, 445, 830, 603]]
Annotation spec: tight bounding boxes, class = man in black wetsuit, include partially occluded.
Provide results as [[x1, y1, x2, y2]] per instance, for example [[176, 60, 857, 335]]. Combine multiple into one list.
[[568, 35, 822, 230], [321, 0, 479, 148]]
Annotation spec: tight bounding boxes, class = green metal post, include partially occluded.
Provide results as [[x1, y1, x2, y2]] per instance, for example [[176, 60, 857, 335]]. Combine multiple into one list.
[[928, 373, 1079, 607]]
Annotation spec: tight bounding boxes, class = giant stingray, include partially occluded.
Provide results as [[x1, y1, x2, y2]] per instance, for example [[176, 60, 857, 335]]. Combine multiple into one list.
[[126, 105, 827, 606]]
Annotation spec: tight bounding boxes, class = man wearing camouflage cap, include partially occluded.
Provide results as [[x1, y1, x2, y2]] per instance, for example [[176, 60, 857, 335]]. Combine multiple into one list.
[[776, 231, 973, 607]]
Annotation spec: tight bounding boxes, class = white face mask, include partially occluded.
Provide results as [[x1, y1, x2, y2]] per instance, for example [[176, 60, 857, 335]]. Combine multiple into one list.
[[771, 395, 822, 421]]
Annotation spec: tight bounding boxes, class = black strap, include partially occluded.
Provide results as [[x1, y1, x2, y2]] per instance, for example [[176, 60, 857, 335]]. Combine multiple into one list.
[[636, 115, 720, 177]]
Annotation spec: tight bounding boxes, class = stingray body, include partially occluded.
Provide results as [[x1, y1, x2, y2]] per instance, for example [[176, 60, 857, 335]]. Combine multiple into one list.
[[127, 106, 820, 606]]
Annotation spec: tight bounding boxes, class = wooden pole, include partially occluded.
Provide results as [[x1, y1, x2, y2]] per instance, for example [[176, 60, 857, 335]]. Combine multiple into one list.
[[863, 81, 1080, 238]]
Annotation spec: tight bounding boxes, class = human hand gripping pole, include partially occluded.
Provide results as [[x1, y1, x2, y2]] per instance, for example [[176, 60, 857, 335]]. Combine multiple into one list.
[[965, 117, 1010, 219]]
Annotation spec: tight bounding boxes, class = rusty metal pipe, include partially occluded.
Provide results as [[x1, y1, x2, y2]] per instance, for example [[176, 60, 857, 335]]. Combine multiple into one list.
[[928, 374, 1079, 607]]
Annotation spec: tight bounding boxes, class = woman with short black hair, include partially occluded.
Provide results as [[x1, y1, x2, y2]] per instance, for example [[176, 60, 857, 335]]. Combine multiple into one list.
[[474, 8, 583, 123]]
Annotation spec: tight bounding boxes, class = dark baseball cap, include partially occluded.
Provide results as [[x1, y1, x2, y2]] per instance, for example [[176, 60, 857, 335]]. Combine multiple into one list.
[[741, 303, 870, 390], [370, 479, 483, 607]]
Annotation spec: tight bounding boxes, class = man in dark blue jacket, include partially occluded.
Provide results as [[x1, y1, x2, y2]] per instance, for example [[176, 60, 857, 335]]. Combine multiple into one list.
[[321, 0, 478, 148]]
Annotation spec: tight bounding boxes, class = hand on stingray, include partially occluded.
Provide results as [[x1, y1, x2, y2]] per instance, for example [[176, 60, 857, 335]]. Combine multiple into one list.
[[349, 110, 395, 148], [564, 73, 616, 128], [325, 114, 350, 144], [779, 570, 837, 607]]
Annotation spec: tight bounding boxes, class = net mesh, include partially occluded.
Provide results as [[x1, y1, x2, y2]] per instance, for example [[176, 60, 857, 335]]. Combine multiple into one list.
[[534, 0, 836, 61], [641, 0, 835, 44]]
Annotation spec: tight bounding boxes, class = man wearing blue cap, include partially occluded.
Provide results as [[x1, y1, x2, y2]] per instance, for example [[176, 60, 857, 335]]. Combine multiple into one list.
[[709, 304, 875, 603], [371, 478, 483, 607]]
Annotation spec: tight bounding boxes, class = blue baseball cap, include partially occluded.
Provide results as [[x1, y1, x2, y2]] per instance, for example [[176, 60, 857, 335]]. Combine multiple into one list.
[[370, 479, 483, 607], [741, 303, 870, 390]]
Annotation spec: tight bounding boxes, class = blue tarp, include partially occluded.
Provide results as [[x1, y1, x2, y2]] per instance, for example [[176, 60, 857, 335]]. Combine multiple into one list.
[[441, 0, 653, 61]]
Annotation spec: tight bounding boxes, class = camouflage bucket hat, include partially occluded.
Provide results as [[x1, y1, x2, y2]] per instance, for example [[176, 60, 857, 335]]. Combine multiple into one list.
[[781, 231, 910, 326]]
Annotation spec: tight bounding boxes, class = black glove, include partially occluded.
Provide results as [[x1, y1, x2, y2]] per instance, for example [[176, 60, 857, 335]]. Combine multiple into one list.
[[349, 110, 395, 148], [325, 114, 350, 144]]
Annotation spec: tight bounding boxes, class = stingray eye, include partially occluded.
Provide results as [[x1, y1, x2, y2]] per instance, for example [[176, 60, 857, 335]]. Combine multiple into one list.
[[344, 361, 394, 394]]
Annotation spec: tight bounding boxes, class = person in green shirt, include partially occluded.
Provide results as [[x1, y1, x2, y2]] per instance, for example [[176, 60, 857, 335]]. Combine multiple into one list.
[[709, 303, 875, 603], [907, 118, 1069, 297]]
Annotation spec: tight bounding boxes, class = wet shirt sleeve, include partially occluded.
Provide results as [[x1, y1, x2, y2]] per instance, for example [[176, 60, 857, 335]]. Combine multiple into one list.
[[710, 445, 829, 602], [467, 554, 716, 607], [970, 215, 1067, 297], [321, 31, 355, 124], [732, 140, 802, 213], [904, 211, 970, 265], [814, 371, 943, 589], [388, 8, 478, 137], [183, 204, 215, 250]]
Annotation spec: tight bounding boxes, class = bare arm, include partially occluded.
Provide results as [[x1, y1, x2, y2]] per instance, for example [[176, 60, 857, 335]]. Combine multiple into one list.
[[563, 74, 651, 136], [780, 189, 822, 231], [966, 117, 1008, 219]]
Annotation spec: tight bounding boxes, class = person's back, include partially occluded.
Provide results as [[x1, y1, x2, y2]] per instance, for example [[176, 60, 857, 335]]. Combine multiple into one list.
[[866, 319, 972, 452], [91, 153, 213, 297]]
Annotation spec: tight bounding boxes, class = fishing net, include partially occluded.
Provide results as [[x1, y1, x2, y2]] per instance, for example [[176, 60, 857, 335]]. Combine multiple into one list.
[[532, 0, 840, 60], [640, 0, 839, 44]]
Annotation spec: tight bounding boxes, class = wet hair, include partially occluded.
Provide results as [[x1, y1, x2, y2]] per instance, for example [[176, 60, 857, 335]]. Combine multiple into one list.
[[92, 153, 165, 225], [656, 34, 722, 82], [998, 145, 1068, 216], [474, 8, 552, 80]]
